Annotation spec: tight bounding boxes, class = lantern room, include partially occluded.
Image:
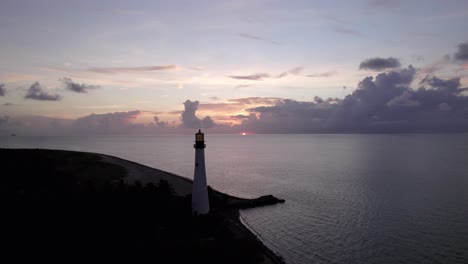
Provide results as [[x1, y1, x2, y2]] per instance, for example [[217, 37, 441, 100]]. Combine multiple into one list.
[[194, 129, 206, 148]]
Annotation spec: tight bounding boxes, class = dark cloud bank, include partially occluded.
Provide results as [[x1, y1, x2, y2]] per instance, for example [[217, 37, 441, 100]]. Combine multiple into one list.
[[2, 66, 468, 135], [240, 66, 468, 133]]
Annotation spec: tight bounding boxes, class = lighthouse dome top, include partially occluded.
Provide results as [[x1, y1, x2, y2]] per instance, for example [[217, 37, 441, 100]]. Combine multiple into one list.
[[196, 129, 204, 140]]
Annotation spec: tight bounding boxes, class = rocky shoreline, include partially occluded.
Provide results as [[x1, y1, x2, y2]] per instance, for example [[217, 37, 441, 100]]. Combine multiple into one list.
[[100, 152, 286, 264]]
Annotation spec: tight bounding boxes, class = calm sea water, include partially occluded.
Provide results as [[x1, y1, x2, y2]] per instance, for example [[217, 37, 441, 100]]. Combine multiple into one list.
[[1, 134, 468, 264]]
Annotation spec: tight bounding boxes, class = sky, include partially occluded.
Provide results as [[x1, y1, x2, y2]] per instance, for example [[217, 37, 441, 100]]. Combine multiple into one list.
[[1, 0, 468, 135]]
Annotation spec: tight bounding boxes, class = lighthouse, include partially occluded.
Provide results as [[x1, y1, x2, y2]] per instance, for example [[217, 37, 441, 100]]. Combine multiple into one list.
[[192, 129, 210, 215]]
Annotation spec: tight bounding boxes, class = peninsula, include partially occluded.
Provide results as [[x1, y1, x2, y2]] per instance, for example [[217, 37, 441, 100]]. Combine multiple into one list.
[[0, 148, 285, 263]]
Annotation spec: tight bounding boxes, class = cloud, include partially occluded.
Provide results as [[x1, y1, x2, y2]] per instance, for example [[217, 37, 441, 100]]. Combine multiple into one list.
[[87, 65, 176, 74], [73, 111, 141, 133], [0, 84, 5, 96], [24, 82, 61, 101], [229, 67, 303, 81], [322, 13, 360, 36], [238, 33, 279, 45], [438, 102, 451, 112], [0, 115, 74, 135], [412, 55, 425, 62], [289, 67, 303, 75], [6, 67, 468, 135], [202, 116, 215, 128], [420, 76, 468, 94], [306, 71, 338, 78], [240, 66, 468, 133], [198, 102, 243, 113], [234, 84, 251, 89], [153, 116, 168, 128], [277, 67, 303, 78], [454, 41, 468, 61], [228, 73, 270, 81], [184, 97, 281, 118], [79, 104, 126, 109], [387, 91, 420, 107], [359, 57, 401, 71], [418, 65, 442, 76], [231, 114, 250, 119], [1, 110, 179, 135], [168, 110, 184, 115], [227, 97, 282, 105], [333, 27, 360, 36], [181, 100, 215, 129], [60, 77, 99, 93], [224, 114, 257, 124], [416, 55, 451, 76]]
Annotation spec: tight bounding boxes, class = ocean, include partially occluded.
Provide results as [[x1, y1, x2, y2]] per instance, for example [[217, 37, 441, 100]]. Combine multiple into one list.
[[1, 134, 468, 264]]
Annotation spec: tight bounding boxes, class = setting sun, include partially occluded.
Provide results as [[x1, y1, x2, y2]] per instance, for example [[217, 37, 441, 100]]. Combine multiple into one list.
[[241, 132, 246, 136]]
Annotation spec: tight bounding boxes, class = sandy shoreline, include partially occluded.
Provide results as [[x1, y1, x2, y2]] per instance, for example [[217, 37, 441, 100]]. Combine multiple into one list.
[[98, 153, 286, 264], [99, 154, 193, 196]]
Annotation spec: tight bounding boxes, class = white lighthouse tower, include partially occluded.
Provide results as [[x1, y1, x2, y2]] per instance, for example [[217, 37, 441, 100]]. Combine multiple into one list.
[[192, 129, 210, 215]]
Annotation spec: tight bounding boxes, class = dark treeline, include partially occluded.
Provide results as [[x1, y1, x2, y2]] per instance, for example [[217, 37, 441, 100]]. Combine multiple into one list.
[[0, 149, 267, 263]]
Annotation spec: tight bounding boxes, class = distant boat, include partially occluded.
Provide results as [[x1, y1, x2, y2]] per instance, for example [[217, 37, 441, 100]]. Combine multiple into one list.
[[11, 133, 16, 137]]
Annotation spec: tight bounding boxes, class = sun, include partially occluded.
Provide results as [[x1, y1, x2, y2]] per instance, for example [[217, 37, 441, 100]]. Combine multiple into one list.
[[241, 132, 246, 136]]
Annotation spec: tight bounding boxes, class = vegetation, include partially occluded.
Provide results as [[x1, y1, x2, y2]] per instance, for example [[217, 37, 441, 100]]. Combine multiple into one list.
[[0, 149, 283, 263]]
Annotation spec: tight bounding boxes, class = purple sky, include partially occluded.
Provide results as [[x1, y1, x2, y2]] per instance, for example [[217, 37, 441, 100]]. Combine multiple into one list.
[[1, 0, 468, 134]]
